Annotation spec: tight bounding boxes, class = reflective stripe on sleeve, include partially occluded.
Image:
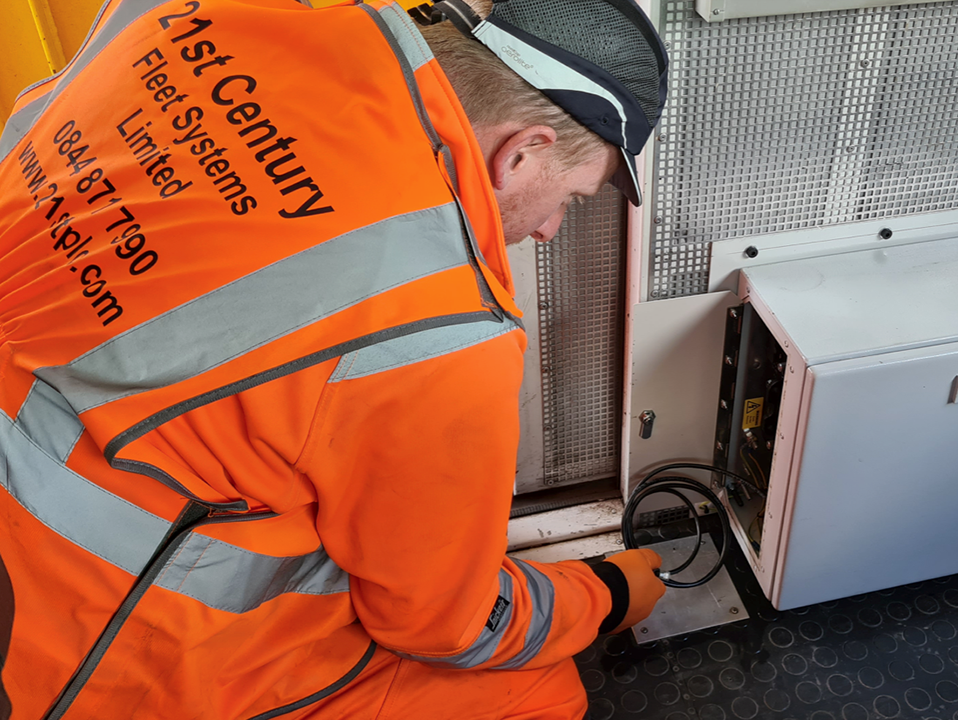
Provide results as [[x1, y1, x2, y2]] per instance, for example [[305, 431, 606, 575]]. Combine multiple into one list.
[[36, 202, 470, 414], [396, 569, 514, 669], [495, 559, 556, 669], [1, 402, 170, 574], [394, 560, 557, 670], [16, 379, 84, 463], [1, 383, 350, 614], [329, 316, 518, 382], [156, 532, 349, 614]]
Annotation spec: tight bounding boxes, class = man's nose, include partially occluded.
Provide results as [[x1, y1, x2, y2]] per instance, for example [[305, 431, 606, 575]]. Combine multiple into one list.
[[530, 206, 567, 243]]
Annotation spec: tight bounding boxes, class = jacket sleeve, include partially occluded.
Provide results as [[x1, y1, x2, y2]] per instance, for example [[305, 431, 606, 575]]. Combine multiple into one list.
[[297, 321, 615, 669]]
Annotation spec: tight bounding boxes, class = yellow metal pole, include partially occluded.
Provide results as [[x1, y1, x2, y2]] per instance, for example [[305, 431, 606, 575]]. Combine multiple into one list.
[[25, 0, 68, 74]]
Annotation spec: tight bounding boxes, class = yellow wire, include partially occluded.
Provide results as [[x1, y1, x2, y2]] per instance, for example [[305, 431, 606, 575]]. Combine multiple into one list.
[[740, 446, 768, 491]]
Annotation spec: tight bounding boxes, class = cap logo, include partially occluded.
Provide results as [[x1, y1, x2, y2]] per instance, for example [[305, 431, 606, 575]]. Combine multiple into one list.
[[501, 44, 534, 71], [473, 20, 628, 148]]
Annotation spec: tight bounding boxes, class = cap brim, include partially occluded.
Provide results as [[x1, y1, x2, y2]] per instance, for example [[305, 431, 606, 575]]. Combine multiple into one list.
[[609, 147, 642, 206]]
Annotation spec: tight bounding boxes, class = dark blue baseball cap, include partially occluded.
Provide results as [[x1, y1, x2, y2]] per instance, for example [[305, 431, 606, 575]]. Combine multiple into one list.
[[432, 0, 669, 205]]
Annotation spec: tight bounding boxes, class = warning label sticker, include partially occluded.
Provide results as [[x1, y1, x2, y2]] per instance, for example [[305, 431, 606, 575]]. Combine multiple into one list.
[[743, 398, 764, 430]]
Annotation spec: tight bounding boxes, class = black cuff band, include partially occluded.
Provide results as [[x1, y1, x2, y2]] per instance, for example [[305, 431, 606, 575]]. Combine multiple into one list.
[[591, 561, 630, 634]]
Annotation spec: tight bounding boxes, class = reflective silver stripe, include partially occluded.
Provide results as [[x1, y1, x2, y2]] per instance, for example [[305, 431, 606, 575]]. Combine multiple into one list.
[[156, 532, 349, 614], [496, 559, 555, 669], [0, 406, 169, 574], [36, 202, 470, 414], [359, 3, 442, 154], [0, 0, 170, 164], [0, 94, 50, 165], [2, 397, 350, 614], [374, 1, 434, 72], [16, 379, 84, 463], [399, 569, 514, 668], [330, 316, 518, 381]]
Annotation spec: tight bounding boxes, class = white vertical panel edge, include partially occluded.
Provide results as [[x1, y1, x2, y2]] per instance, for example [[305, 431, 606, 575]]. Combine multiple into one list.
[[621, 0, 656, 503], [507, 238, 546, 494]]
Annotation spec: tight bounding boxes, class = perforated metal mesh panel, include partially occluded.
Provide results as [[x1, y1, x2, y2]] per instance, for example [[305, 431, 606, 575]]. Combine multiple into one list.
[[536, 186, 627, 486], [649, 1, 958, 299]]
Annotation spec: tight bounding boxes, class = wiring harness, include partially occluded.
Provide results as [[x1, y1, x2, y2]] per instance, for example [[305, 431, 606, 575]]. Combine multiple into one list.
[[621, 462, 767, 589]]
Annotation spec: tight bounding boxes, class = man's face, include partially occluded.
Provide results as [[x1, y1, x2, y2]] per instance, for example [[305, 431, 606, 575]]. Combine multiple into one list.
[[498, 144, 621, 246]]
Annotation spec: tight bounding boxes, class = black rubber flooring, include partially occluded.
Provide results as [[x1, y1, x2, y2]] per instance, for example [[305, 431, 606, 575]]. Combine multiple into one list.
[[575, 528, 958, 720]]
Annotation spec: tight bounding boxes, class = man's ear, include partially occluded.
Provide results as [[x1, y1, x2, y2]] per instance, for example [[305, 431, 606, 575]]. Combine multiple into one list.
[[490, 125, 559, 191]]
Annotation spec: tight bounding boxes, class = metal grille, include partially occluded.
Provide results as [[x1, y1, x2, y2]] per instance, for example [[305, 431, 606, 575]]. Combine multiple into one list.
[[649, 1, 958, 299], [536, 186, 627, 486]]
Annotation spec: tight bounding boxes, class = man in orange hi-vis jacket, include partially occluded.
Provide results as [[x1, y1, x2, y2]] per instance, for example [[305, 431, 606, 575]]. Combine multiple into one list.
[[0, 0, 668, 717]]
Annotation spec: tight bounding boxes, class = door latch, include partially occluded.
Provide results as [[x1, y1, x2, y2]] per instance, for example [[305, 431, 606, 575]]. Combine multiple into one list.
[[638, 410, 656, 439]]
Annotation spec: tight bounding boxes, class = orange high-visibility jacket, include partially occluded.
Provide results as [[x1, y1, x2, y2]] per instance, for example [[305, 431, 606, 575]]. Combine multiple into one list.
[[0, 0, 615, 717]]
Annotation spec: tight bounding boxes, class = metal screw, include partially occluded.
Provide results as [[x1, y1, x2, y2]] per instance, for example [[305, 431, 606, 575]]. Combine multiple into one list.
[[546, 480, 555, 486], [712, 7, 720, 14], [744, 246, 759, 258], [729, 308, 738, 318], [640, 627, 649, 634], [538, 301, 550, 310], [724, 355, 734, 365], [730, 607, 739, 614], [653, 216, 664, 225], [860, 59, 871, 68], [657, 133, 667, 142], [879, 228, 893, 240]]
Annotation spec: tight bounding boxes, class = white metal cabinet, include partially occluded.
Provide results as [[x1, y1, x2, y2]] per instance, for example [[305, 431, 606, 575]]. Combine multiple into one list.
[[729, 237, 958, 609]]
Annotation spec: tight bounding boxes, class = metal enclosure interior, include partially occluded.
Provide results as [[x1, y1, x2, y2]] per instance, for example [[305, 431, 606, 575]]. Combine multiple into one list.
[[716, 238, 958, 610]]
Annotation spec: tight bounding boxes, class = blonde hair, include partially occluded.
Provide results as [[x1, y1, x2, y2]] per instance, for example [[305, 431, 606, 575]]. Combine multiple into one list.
[[418, 0, 608, 169]]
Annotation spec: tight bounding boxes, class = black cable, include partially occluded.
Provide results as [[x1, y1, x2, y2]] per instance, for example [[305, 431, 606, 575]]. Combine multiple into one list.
[[622, 462, 765, 589]]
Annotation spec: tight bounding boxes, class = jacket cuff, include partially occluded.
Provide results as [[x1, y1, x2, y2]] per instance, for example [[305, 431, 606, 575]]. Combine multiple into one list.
[[590, 561, 629, 634]]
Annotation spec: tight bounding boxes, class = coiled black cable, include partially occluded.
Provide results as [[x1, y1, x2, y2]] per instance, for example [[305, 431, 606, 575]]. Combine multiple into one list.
[[621, 462, 767, 589]]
